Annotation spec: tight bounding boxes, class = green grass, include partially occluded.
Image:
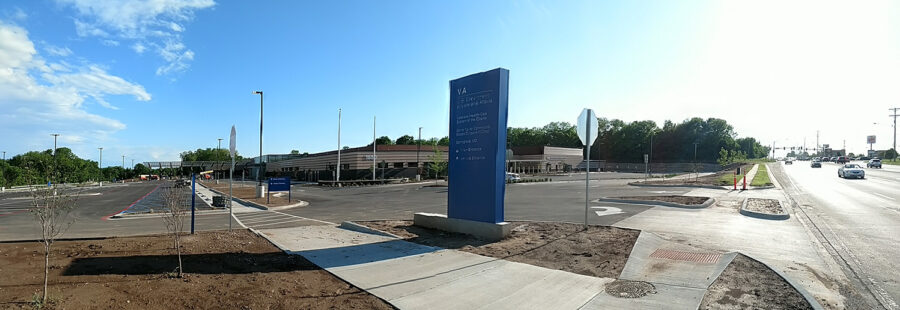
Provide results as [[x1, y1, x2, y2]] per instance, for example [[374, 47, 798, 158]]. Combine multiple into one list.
[[739, 158, 776, 164], [750, 163, 773, 186], [880, 159, 900, 166], [716, 164, 751, 186]]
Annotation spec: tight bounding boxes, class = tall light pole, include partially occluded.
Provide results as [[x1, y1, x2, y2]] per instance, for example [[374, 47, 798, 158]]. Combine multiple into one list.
[[217, 138, 223, 183], [2, 151, 5, 160], [372, 116, 376, 181], [98, 147, 103, 186], [336, 108, 342, 184], [891, 108, 899, 154], [417, 127, 422, 181], [51, 133, 59, 155], [253, 91, 264, 197]]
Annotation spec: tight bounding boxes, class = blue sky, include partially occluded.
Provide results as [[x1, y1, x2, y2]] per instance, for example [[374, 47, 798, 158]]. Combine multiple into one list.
[[2, 1, 900, 166]]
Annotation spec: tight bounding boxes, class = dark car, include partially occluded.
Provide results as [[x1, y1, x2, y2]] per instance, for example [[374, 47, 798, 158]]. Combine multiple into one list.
[[811, 160, 822, 168], [867, 159, 882, 168], [836, 156, 849, 164]]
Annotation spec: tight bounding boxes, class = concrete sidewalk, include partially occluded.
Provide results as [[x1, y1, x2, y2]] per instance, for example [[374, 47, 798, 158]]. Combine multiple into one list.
[[259, 225, 612, 310]]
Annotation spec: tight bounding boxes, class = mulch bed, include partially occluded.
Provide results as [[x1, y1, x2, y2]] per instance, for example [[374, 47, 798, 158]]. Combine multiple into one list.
[[700, 254, 811, 309], [744, 198, 784, 214], [359, 221, 640, 279], [202, 182, 297, 208], [616, 195, 709, 205], [0, 230, 393, 309]]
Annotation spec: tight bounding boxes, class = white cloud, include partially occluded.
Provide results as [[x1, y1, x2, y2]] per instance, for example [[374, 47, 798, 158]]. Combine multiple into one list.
[[101, 39, 119, 46], [0, 21, 150, 156], [44, 45, 73, 57], [58, 0, 215, 76], [131, 42, 146, 54], [11, 8, 27, 21]]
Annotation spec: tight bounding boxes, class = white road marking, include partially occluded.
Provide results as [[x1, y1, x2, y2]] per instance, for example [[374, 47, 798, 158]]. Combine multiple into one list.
[[873, 192, 895, 201], [591, 206, 625, 217]]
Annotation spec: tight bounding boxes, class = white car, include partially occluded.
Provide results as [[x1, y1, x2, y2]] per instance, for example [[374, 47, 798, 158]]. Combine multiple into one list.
[[506, 172, 521, 181], [838, 164, 865, 179]]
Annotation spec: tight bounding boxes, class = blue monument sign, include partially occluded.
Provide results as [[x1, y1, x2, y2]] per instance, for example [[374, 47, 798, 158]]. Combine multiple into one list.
[[448, 68, 509, 223], [267, 177, 291, 204]]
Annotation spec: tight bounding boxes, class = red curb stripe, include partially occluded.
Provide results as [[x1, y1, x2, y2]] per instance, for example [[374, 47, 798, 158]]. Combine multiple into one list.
[[101, 184, 161, 221]]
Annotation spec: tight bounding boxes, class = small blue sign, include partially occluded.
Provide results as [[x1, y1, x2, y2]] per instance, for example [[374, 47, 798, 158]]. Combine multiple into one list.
[[448, 68, 509, 223], [268, 177, 291, 192]]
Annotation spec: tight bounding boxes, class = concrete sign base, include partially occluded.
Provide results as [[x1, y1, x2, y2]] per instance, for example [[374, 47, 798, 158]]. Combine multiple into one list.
[[414, 212, 511, 242]]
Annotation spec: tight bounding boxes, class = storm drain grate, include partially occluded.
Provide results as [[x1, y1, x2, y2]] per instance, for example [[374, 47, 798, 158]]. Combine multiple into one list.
[[649, 249, 721, 264]]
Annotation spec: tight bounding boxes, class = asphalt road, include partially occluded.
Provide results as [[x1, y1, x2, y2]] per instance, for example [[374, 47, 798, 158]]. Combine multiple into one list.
[[0, 182, 231, 241], [774, 161, 900, 310], [0, 173, 696, 241], [277, 176, 693, 226]]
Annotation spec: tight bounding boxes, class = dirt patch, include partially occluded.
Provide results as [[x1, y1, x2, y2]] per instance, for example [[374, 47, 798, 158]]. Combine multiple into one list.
[[616, 195, 709, 206], [700, 254, 811, 310], [0, 230, 393, 310], [358, 221, 639, 279], [202, 181, 297, 208], [744, 198, 784, 214]]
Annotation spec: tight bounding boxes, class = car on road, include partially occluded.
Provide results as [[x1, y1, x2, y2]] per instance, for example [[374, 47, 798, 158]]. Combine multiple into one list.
[[810, 160, 821, 168], [836, 156, 849, 164], [785, 159, 793, 164], [867, 158, 882, 168], [838, 164, 865, 179], [506, 172, 521, 181]]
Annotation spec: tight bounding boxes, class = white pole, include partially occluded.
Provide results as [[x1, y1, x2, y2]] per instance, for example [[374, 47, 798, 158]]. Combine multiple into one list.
[[229, 153, 234, 231], [584, 115, 591, 229], [373, 115, 376, 181], [337, 108, 342, 185]]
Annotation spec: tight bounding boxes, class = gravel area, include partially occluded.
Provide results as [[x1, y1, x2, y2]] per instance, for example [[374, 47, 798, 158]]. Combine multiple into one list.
[[604, 280, 657, 298], [617, 195, 709, 205], [359, 221, 640, 279], [744, 198, 784, 214], [700, 254, 811, 309]]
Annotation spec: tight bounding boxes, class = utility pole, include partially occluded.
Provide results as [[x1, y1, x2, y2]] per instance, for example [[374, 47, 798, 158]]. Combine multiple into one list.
[[51, 133, 59, 156], [372, 116, 376, 181], [417, 127, 422, 181], [336, 108, 342, 185], [891, 108, 899, 154], [2, 151, 5, 160], [122, 155, 125, 168], [253, 91, 264, 198], [693, 142, 699, 180], [98, 147, 103, 186], [217, 138, 223, 183], [816, 130, 820, 156]]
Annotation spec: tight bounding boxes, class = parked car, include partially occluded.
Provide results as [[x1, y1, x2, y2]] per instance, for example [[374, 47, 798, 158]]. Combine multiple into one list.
[[838, 164, 865, 179], [867, 159, 882, 168], [506, 172, 521, 181], [810, 160, 822, 168]]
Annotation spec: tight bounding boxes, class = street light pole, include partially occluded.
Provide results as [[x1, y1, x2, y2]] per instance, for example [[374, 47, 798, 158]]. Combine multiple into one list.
[[253, 91, 264, 197], [217, 138, 223, 184], [336, 108, 342, 185], [2, 151, 5, 160], [417, 127, 422, 181], [51, 133, 59, 156], [98, 147, 103, 186], [372, 116, 376, 181]]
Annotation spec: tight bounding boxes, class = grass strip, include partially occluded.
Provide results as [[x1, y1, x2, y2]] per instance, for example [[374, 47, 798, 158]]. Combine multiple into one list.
[[750, 164, 773, 186]]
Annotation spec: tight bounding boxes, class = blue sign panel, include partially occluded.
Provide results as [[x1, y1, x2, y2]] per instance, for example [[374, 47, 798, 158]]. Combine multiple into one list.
[[268, 177, 291, 192], [448, 68, 509, 223]]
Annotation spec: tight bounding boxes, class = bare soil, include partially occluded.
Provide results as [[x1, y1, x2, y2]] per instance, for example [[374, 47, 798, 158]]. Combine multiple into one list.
[[359, 221, 640, 279], [744, 198, 784, 214], [0, 230, 393, 310], [616, 195, 709, 205], [700, 254, 811, 309], [202, 181, 297, 208]]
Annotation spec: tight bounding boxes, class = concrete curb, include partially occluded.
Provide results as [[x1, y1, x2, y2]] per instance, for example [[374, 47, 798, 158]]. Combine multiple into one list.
[[739, 198, 790, 220], [627, 182, 728, 190], [247, 227, 292, 253], [740, 253, 825, 310], [596, 197, 715, 209], [339, 221, 402, 239], [200, 184, 309, 211]]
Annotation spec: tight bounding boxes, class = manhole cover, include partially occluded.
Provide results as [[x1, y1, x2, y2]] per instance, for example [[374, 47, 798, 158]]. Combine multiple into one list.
[[649, 249, 721, 264], [605, 280, 656, 298]]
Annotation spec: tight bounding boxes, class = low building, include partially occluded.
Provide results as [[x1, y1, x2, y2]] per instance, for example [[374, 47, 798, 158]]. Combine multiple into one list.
[[266, 145, 449, 181], [508, 146, 583, 173]]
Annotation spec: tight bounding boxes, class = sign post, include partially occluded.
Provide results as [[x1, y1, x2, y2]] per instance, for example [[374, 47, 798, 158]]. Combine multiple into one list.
[[267, 177, 291, 205], [577, 108, 599, 229], [229, 125, 236, 231], [190, 173, 196, 234]]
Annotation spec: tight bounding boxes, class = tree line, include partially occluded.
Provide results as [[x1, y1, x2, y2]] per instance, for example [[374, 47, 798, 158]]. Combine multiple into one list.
[[0, 148, 183, 188]]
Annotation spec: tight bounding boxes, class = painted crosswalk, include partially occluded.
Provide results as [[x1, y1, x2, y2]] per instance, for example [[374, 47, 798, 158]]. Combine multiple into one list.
[[233, 210, 332, 229]]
